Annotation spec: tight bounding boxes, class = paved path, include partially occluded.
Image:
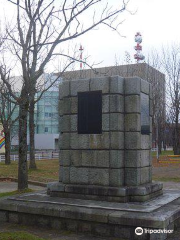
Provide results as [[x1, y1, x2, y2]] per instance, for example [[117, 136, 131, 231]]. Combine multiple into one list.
[[162, 181, 180, 190], [0, 181, 45, 192]]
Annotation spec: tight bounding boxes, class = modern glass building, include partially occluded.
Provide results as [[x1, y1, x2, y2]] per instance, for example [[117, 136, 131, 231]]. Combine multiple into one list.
[[35, 90, 59, 134], [11, 74, 61, 150]]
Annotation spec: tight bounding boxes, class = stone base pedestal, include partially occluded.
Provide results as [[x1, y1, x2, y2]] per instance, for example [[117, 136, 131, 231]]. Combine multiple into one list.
[[47, 181, 163, 202], [1, 189, 180, 240]]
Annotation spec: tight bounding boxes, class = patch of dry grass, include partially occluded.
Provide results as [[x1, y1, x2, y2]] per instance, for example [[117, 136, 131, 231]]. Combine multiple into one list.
[[0, 232, 45, 240], [0, 160, 59, 183], [2, 156, 180, 184]]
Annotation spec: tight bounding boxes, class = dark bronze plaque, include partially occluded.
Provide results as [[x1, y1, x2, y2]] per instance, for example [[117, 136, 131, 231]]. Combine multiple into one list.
[[78, 91, 102, 134], [141, 93, 150, 135]]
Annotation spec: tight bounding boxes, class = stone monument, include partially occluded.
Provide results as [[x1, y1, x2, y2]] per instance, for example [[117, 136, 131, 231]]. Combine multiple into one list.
[[49, 75, 163, 202]]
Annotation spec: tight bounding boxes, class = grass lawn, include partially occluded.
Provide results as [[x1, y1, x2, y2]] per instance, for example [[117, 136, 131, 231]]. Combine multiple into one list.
[[153, 177, 180, 182], [0, 232, 45, 240], [0, 160, 59, 183], [151, 150, 174, 157]]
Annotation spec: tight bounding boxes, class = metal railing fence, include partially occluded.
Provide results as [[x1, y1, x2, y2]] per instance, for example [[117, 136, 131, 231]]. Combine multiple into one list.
[[0, 151, 59, 162]]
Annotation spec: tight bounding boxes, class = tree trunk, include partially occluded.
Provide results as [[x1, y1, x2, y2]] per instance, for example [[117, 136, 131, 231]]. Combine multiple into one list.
[[18, 96, 29, 191], [158, 126, 162, 155], [29, 100, 36, 169], [173, 125, 180, 155], [4, 129, 11, 165], [158, 141, 162, 155]]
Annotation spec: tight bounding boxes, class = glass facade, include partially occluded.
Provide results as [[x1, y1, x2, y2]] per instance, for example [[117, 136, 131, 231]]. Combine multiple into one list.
[[35, 91, 59, 134], [11, 90, 59, 135]]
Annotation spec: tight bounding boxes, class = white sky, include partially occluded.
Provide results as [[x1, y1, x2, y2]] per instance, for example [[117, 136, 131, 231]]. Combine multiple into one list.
[[0, 0, 180, 72], [77, 0, 180, 67]]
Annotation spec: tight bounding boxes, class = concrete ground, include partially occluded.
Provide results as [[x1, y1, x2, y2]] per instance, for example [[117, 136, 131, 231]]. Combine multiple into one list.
[[0, 181, 45, 192], [161, 181, 180, 190]]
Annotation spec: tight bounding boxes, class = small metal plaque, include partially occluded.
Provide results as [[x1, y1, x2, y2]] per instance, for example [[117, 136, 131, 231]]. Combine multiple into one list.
[[78, 91, 102, 134], [141, 93, 150, 135]]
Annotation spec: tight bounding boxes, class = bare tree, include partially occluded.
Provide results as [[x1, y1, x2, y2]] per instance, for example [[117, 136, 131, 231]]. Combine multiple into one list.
[[161, 45, 180, 154], [0, 74, 18, 165], [0, 26, 17, 165], [1, 0, 129, 190], [145, 52, 165, 156]]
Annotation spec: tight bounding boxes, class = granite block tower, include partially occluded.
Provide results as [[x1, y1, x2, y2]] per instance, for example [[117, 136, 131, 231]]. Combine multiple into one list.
[[48, 76, 163, 202]]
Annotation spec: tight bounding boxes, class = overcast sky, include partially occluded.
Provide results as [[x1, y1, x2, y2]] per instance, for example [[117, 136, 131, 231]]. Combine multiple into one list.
[[77, 0, 180, 68], [0, 0, 180, 72]]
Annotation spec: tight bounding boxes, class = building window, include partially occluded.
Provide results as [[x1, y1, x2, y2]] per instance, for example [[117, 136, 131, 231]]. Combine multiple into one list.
[[78, 91, 102, 134], [45, 127, 48, 133], [45, 112, 53, 118]]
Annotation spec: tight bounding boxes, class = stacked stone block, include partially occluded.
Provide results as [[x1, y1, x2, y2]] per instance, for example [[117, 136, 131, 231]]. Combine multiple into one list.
[[50, 75, 162, 202], [124, 77, 152, 186], [59, 76, 125, 187]]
